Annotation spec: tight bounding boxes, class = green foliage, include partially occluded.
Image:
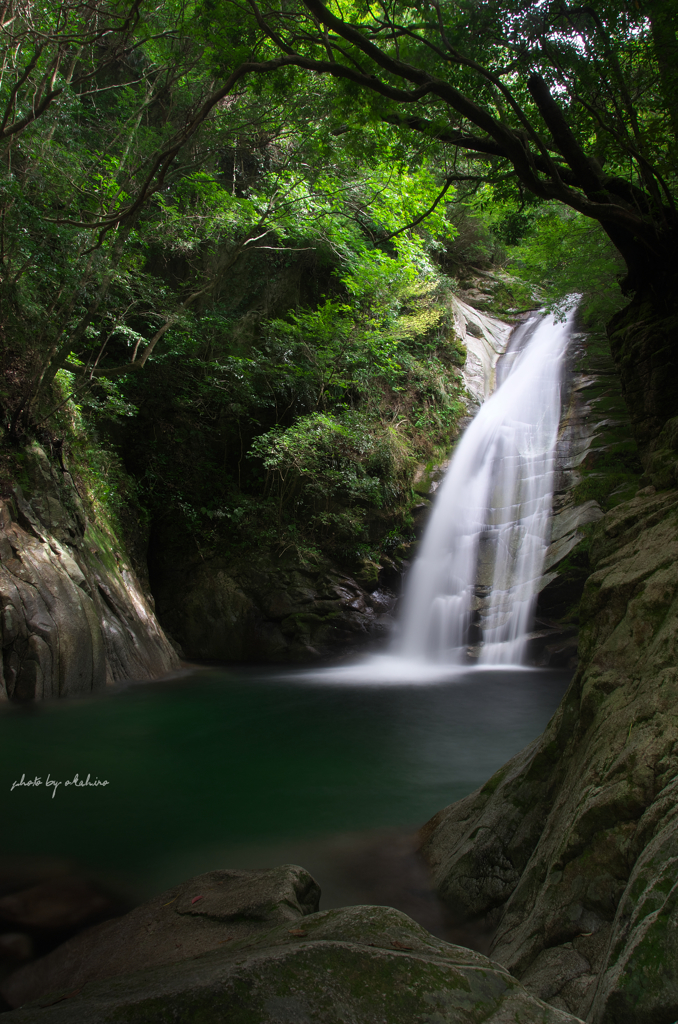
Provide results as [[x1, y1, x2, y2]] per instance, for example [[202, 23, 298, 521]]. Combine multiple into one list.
[[0, 0, 663, 579], [507, 206, 627, 328], [48, 371, 143, 533], [113, 238, 467, 564], [250, 410, 411, 545], [72, 436, 143, 530], [200, 0, 678, 309]]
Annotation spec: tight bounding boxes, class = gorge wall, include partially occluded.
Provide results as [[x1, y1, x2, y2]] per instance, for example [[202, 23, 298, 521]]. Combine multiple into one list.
[[420, 478, 678, 1024], [530, 318, 642, 669], [0, 443, 178, 700]]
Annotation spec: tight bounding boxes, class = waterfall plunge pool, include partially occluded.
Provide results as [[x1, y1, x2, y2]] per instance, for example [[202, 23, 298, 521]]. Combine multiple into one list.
[[0, 664, 570, 930], [0, 310, 577, 936]]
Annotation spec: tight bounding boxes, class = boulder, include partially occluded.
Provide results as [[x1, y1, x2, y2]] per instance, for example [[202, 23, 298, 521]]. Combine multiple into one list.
[[1, 865, 320, 1008], [0, 877, 118, 934], [2, 901, 582, 1024]]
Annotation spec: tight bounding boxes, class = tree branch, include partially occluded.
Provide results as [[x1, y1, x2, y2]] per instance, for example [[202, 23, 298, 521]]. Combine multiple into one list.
[[376, 176, 455, 243], [526, 73, 602, 194]]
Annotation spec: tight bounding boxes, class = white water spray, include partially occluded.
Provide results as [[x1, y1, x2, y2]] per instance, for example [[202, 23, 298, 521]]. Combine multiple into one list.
[[398, 308, 575, 666]]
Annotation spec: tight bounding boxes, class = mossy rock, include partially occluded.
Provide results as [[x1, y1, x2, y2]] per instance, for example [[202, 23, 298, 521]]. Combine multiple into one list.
[[420, 488, 678, 1023], [607, 298, 678, 452], [2, 905, 581, 1024]]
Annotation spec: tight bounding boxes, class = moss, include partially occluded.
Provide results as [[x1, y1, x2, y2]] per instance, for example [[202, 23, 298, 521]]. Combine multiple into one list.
[[481, 763, 510, 796], [84, 523, 125, 576], [106, 947, 507, 1024], [616, 913, 673, 996]]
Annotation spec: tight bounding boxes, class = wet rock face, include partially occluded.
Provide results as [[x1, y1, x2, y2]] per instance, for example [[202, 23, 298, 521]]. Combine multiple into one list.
[[150, 547, 397, 663], [639, 414, 678, 493], [607, 297, 678, 453], [532, 322, 646, 670], [0, 496, 106, 699], [420, 488, 678, 1024], [530, 330, 605, 667], [448, 295, 511, 405], [1, 875, 581, 1024], [0, 444, 178, 700]]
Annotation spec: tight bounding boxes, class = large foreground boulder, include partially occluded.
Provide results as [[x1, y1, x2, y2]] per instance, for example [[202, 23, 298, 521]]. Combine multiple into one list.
[[2, 896, 581, 1024], [420, 488, 678, 1023], [1, 865, 321, 1008]]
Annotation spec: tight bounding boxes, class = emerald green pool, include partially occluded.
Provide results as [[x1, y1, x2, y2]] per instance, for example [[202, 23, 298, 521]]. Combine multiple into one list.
[[0, 664, 570, 905]]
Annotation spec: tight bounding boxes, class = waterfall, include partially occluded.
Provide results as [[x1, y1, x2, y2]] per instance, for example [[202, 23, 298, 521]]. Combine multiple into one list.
[[398, 307, 575, 666]]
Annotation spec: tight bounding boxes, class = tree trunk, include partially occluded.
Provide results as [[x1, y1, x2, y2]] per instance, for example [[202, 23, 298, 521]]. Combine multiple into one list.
[[649, 1, 678, 143]]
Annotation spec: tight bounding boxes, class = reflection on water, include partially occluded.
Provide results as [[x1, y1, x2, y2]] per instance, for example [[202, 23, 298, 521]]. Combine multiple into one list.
[[0, 665, 570, 915]]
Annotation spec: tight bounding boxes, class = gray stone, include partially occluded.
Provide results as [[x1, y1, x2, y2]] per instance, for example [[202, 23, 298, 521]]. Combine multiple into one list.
[[1, 903, 582, 1024], [450, 295, 512, 404], [1, 865, 321, 1008], [0, 441, 179, 701], [520, 945, 593, 1006]]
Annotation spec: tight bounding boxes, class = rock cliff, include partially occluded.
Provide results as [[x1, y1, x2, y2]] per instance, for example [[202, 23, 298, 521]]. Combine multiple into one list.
[[532, 321, 641, 669], [150, 542, 396, 663], [0, 443, 178, 700], [420, 487, 678, 1023]]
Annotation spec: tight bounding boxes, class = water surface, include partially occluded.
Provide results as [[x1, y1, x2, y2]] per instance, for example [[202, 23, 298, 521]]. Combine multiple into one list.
[[0, 665, 570, 904]]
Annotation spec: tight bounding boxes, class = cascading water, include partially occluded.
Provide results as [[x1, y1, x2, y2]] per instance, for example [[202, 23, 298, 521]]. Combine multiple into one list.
[[398, 306, 575, 666]]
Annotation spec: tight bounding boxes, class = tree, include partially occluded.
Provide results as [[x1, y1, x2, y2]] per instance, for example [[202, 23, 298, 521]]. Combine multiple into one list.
[[0, 0, 460, 431], [201, 0, 676, 292], [3, 0, 677, 447], [192, 0, 678, 445]]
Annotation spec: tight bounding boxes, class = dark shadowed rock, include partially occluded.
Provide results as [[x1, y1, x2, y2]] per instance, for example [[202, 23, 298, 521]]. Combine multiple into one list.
[[1, 865, 320, 1008], [0, 858, 82, 901], [0, 877, 119, 934], [0, 934, 33, 965], [149, 546, 397, 663], [2, 904, 582, 1024]]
